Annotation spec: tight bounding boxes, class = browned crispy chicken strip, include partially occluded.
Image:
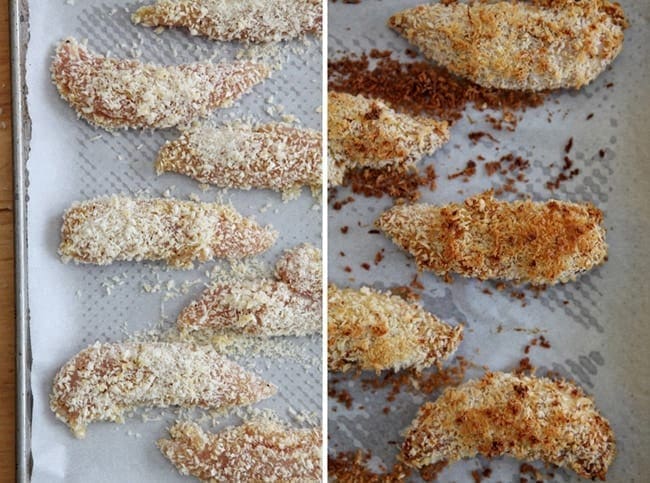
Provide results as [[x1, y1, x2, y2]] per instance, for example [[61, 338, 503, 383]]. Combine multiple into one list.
[[177, 244, 322, 336], [133, 0, 322, 43], [388, 1, 627, 91], [50, 342, 276, 438], [59, 196, 277, 269], [377, 191, 607, 285], [158, 419, 322, 482], [401, 372, 616, 480], [328, 91, 450, 186], [51, 37, 270, 130], [155, 122, 322, 199], [328, 285, 462, 373]]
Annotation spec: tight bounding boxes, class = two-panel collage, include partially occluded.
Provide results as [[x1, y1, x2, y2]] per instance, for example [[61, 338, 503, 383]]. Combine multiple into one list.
[[13, 0, 649, 481]]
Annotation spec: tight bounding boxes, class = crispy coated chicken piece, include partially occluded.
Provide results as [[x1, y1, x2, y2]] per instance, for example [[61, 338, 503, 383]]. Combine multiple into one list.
[[328, 92, 449, 186], [376, 191, 607, 285], [388, 1, 627, 91], [155, 122, 322, 200], [158, 419, 321, 482], [401, 372, 615, 480], [59, 196, 277, 269], [51, 37, 270, 130], [328, 285, 462, 373], [133, 0, 322, 43], [50, 342, 276, 438], [177, 244, 322, 336]]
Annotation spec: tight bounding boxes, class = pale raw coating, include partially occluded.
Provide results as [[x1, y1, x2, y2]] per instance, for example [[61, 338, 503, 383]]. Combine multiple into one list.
[[177, 244, 322, 336], [155, 122, 322, 199], [388, 1, 627, 91], [401, 372, 616, 480], [376, 191, 607, 285], [59, 195, 278, 269], [328, 91, 450, 186], [51, 37, 270, 130], [50, 342, 277, 438], [133, 0, 322, 43], [328, 285, 463, 373], [158, 419, 322, 482]]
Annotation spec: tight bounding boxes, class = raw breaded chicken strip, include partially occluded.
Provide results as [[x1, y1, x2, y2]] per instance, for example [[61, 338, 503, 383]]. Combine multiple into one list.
[[155, 122, 322, 199], [401, 372, 615, 480], [133, 0, 322, 43], [159, 419, 321, 482], [377, 191, 607, 285], [328, 91, 449, 186], [177, 244, 322, 336], [388, 1, 627, 91], [59, 196, 277, 269], [50, 342, 276, 438], [51, 37, 270, 130], [328, 285, 462, 373]]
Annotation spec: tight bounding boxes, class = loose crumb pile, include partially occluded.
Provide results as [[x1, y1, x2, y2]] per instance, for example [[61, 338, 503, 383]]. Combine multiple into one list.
[[343, 164, 437, 202]]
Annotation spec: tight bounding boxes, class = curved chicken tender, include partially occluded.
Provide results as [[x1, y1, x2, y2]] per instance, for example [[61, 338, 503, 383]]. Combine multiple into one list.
[[388, 1, 627, 91], [133, 0, 322, 43], [328, 92, 449, 186], [59, 196, 277, 269], [401, 372, 615, 480], [51, 37, 270, 130], [328, 285, 462, 373], [159, 419, 321, 482], [50, 342, 276, 438], [155, 122, 321, 200], [376, 191, 607, 285], [274, 243, 322, 300]]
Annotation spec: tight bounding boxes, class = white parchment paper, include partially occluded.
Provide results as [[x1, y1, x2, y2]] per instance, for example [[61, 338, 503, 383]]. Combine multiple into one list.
[[25, 2, 322, 481], [328, 1, 649, 481]]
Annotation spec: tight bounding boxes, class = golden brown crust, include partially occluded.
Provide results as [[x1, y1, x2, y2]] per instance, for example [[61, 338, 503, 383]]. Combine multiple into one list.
[[376, 191, 607, 285], [158, 419, 322, 482], [388, 1, 626, 91], [328, 92, 449, 186], [328, 285, 463, 373], [401, 372, 616, 480]]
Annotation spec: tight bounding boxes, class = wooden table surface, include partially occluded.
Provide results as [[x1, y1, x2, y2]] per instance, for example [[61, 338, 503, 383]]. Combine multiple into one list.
[[1, 0, 16, 480]]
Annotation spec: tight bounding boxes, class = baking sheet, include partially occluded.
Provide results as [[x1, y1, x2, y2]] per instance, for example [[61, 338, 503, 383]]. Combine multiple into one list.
[[328, 1, 650, 481], [21, 1, 323, 481]]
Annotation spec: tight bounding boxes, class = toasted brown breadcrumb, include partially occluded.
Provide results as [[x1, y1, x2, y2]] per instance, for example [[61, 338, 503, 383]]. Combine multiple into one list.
[[376, 191, 607, 285], [389, 1, 627, 91], [50, 342, 276, 438], [328, 91, 449, 186], [59, 196, 277, 269], [51, 37, 270, 130], [401, 372, 615, 480], [156, 122, 321, 200], [159, 419, 321, 482], [274, 243, 322, 300], [133, 0, 322, 43], [328, 285, 463, 373]]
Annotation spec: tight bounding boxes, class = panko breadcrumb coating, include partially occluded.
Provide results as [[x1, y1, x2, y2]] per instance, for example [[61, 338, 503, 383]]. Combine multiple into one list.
[[158, 419, 321, 482], [51, 37, 270, 130], [274, 243, 322, 300], [59, 196, 277, 269], [133, 0, 322, 43], [328, 91, 450, 186], [155, 122, 322, 200], [328, 285, 463, 373], [388, 1, 627, 91], [50, 342, 276, 438], [376, 191, 607, 285], [401, 372, 616, 480]]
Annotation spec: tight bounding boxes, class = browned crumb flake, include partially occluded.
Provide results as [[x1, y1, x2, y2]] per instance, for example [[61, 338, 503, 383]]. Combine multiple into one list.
[[401, 372, 616, 480], [344, 164, 437, 202], [51, 37, 270, 130], [159, 419, 321, 482], [328, 450, 412, 482], [377, 191, 607, 285], [133, 0, 322, 43], [59, 196, 277, 269], [50, 342, 276, 438]]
